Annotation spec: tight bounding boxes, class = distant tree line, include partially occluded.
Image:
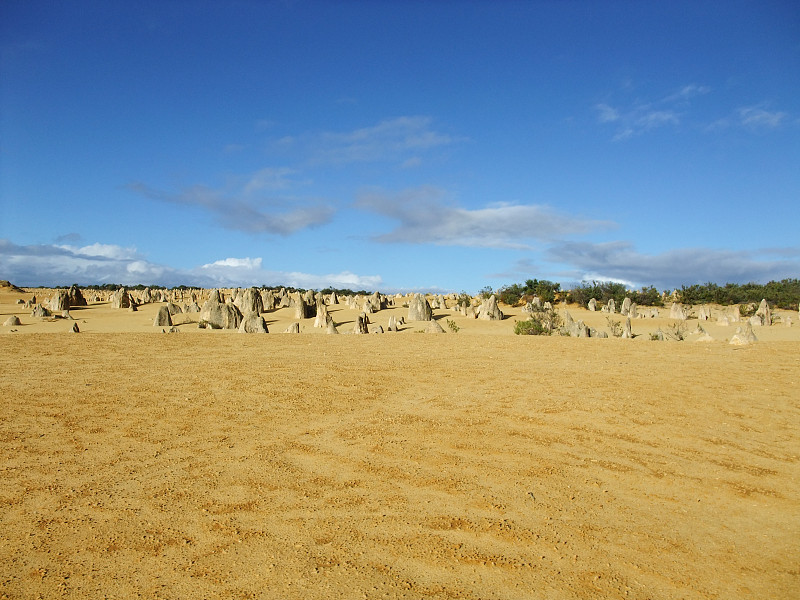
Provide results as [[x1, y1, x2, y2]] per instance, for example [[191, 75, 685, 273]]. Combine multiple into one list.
[[44, 283, 161, 291], [495, 279, 562, 305], [674, 279, 800, 309], [318, 286, 371, 297], [41, 283, 373, 297], [31, 278, 800, 309], [494, 278, 800, 310], [564, 282, 663, 308]]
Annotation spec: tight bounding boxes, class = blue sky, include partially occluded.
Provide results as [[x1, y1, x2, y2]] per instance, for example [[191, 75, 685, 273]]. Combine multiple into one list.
[[1, 1, 798, 293]]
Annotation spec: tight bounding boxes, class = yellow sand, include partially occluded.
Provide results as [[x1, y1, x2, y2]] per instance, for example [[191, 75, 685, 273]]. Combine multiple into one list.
[[1, 287, 798, 599]]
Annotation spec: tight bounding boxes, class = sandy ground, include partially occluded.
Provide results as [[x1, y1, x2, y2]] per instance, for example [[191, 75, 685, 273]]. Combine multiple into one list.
[[1, 288, 798, 341], [1, 288, 799, 599]]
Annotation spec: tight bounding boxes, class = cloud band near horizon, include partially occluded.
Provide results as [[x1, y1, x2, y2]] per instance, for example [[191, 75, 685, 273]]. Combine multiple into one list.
[[3, 237, 798, 294], [0, 240, 382, 290]]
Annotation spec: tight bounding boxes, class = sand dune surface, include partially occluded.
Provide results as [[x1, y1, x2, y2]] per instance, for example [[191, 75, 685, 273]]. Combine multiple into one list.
[[1, 287, 798, 599]]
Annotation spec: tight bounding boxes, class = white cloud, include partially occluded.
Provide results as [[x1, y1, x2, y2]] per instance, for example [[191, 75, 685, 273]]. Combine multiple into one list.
[[193, 257, 381, 289], [0, 240, 170, 286], [662, 84, 711, 103], [328, 116, 454, 149], [223, 143, 245, 154], [54, 232, 82, 243], [280, 270, 383, 291], [127, 260, 161, 276], [602, 106, 681, 141], [280, 116, 464, 166], [704, 117, 731, 132], [355, 186, 613, 248], [242, 167, 301, 194], [547, 241, 800, 290], [0, 240, 383, 291], [486, 257, 550, 281], [705, 104, 790, 133], [596, 83, 708, 140], [126, 174, 334, 236], [738, 106, 786, 129], [637, 110, 679, 128], [57, 242, 139, 260], [595, 103, 619, 123], [201, 257, 263, 270], [611, 127, 635, 141]]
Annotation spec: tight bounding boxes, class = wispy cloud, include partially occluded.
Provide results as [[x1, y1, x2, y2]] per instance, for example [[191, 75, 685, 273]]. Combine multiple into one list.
[[275, 116, 464, 166], [603, 107, 680, 141], [662, 84, 711, 104], [595, 83, 709, 140], [54, 232, 83, 244], [737, 106, 787, 129], [487, 257, 547, 281], [547, 240, 800, 290], [222, 143, 246, 154], [636, 110, 679, 128], [595, 104, 620, 123], [126, 167, 333, 235], [242, 167, 303, 194], [57, 242, 142, 261], [706, 103, 791, 132], [0, 239, 383, 290], [355, 186, 613, 249]]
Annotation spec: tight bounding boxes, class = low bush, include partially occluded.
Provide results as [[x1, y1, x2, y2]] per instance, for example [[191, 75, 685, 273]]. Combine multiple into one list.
[[514, 319, 547, 335], [676, 279, 800, 309], [666, 323, 688, 341], [606, 316, 623, 338], [457, 292, 473, 307], [514, 306, 561, 335]]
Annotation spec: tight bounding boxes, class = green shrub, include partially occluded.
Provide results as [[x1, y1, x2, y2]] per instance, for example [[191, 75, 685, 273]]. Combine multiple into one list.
[[457, 292, 473, 307], [676, 279, 800, 309], [632, 286, 664, 306], [514, 319, 547, 335], [739, 303, 757, 317], [514, 306, 561, 335], [523, 279, 560, 304], [496, 280, 561, 306], [666, 323, 688, 341], [605, 317, 623, 338], [498, 284, 524, 306]]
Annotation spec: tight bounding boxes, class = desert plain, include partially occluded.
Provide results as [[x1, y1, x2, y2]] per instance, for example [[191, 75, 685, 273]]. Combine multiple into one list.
[[1, 284, 799, 599]]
